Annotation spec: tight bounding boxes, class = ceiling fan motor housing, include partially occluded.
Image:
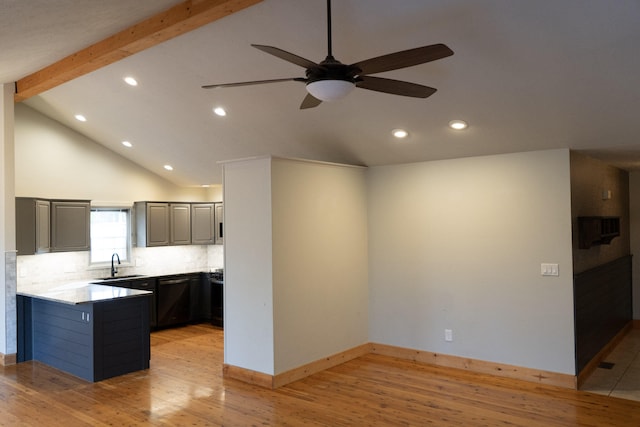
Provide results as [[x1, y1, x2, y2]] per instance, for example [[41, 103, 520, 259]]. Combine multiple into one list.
[[305, 57, 360, 83]]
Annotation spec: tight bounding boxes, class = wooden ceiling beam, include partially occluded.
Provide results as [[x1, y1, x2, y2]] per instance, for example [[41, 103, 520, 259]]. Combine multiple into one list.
[[14, 0, 262, 102]]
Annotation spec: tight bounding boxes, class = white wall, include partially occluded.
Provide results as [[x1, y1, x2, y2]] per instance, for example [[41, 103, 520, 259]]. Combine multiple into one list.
[[271, 158, 368, 373], [223, 158, 274, 374], [629, 171, 640, 319], [14, 104, 215, 202], [367, 149, 576, 374], [223, 157, 369, 376]]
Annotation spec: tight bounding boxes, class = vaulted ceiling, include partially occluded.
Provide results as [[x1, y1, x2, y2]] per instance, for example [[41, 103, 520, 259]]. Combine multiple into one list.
[[4, 0, 640, 186]]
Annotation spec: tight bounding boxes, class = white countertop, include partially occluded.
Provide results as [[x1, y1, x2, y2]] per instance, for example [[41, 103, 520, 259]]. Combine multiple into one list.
[[17, 281, 152, 305]]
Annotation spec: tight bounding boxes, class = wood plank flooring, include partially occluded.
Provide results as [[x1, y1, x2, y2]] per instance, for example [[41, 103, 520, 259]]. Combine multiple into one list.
[[1, 323, 639, 426]]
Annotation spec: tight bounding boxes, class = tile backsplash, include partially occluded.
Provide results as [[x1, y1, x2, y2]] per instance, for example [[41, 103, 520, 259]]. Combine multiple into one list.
[[17, 245, 223, 286], [5, 251, 17, 353]]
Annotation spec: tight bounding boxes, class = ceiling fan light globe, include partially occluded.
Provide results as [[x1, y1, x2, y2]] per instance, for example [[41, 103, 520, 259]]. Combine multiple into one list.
[[306, 80, 355, 102]]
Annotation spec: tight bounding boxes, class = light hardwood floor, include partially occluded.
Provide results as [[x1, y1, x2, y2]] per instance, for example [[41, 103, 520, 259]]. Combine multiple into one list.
[[1, 324, 640, 426]]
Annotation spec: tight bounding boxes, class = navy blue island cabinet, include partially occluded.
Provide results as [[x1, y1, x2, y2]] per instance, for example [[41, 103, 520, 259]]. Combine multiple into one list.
[[17, 288, 151, 382]]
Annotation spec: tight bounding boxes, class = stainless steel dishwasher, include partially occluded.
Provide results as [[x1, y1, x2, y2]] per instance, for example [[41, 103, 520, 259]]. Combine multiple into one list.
[[157, 276, 190, 327]]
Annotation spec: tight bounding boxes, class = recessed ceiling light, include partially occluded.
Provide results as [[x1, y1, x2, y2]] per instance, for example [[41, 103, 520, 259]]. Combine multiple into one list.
[[449, 120, 468, 130], [74, 114, 87, 122], [121, 141, 133, 148], [201, 184, 211, 188], [163, 164, 173, 171], [213, 107, 226, 117], [392, 129, 409, 139], [124, 76, 138, 86]]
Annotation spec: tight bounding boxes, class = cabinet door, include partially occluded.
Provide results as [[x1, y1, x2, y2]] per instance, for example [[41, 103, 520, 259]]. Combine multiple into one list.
[[189, 274, 205, 321], [35, 200, 51, 253], [214, 203, 224, 245], [146, 203, 170, 246], [51, 201, 90, 252], [170, 203, 191, 245], [191, 203, 215, 245], [200, 274, 212, 321], [16, 198, 50, 255]]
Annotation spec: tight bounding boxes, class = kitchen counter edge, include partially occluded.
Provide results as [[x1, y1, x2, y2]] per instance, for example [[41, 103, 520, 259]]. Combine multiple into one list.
[[17, 282, 152, 305]]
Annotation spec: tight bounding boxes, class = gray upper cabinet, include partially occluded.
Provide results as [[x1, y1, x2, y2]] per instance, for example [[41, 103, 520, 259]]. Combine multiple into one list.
[[170, 203, 191, 245], [17, 198, 90, 255], [136, 201, 220, 247], [50, 201, 91, 252], [214, 203, 224, 245], [136, 202, 192, 247], [135, 202, 170, 247], [16, 198, 51, 255], [191, 203, 215, 245]]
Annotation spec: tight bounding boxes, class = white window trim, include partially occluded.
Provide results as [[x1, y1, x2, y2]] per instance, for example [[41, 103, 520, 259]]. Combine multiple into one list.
[[89, 205, 133, 268]]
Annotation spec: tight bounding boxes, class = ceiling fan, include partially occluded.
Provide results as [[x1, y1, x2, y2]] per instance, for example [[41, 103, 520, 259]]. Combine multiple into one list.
[[202, 0, 454, 109]]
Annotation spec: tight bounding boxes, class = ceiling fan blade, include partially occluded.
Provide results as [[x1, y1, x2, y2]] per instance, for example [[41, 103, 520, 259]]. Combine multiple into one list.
[[300, 93, 322, 109], [356, 76, 437, 98], [202, 77, 305, 89], [252, 44, 318, 69], [351, 43, 453, 76]]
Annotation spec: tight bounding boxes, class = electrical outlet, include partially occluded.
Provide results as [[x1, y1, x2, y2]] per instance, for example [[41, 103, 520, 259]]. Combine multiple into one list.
[[444, 329, 453, 342]]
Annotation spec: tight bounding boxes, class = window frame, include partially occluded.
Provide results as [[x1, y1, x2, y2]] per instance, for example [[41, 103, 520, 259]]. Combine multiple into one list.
[[89, 206, 133, 267]]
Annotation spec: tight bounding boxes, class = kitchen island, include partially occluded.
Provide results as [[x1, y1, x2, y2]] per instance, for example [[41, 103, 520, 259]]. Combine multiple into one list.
[[17, 282, 151, 382]]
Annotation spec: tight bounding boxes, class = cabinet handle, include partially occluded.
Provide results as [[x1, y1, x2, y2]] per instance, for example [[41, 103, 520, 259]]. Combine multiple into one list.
[[86, 313, 90, 322], [82, 312, 84, 321]]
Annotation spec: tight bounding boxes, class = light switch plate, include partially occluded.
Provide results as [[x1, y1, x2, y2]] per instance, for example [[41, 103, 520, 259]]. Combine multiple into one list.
[[541, 263, 559, 276], [444, 329, 453, 342]]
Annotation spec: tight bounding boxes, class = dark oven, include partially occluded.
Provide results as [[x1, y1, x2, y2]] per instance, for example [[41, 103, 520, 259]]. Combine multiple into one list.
[[210, 270, 223, 327]]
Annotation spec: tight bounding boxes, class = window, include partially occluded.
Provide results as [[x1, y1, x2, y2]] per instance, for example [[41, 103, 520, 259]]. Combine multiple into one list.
[[90, 207, 131, 264]]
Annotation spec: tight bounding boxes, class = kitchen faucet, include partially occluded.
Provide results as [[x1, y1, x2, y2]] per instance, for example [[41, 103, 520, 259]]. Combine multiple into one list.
[[111, 253, 121, 278]]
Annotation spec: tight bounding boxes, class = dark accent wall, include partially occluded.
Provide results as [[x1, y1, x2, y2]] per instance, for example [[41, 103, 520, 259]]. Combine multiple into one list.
[[574, 255, 632, 373], [570, 151, 632, 374]]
